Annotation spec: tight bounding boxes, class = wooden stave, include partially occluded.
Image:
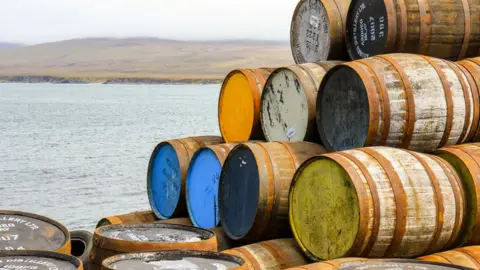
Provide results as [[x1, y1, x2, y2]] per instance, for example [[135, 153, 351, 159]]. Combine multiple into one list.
[[95, 210, 158, 228]]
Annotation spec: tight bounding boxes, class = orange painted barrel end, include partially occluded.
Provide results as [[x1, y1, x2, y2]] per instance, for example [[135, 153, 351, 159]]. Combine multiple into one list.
[[218, 69, 272, 142]]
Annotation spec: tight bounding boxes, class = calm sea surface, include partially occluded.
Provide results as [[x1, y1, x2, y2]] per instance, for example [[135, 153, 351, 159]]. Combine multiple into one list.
[[0, 83, 221, 231]]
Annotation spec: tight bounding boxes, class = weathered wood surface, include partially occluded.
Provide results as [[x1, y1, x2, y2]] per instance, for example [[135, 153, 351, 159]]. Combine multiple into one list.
[[0, 210, 71, 254], [418, 246, 480, 269], [219, 141, 327, 242], [0, 251, 83, 270], [89, 223, 218, 270], [346, 0, 480, 60], [147, 136, 224, 219], [218, 68, 274, 142], [222, 239, 309, 270], [435, 143, 480, 246], [317, 53, 479, 153], [260, 62, 341, 143], [291, 0, 352, 63], [289, 146, 465, 261]]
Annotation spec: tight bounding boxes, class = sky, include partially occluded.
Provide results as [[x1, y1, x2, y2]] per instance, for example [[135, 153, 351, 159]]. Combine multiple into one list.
[[0, 0, 298, 44]]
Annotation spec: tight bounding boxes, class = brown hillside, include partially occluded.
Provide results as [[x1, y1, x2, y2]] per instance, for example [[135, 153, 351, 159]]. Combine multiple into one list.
[[0, 38, 294, 81]]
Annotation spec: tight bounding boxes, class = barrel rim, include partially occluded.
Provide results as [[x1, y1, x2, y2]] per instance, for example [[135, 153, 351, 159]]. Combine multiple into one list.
[[146, 140, 180, 220], [316, 63, 369, 152], [218, 69, 256, 143], [260, 66, 310, 142], [289, 153, 359, 261], [219, 142, 260, 240], [186, 146, 222, 228], [0, 250, 83, 269], [337, 258, 475, 269], [0, 210, 71, 254], [94, 223, 216, 242], [102, 250, 245, 270]]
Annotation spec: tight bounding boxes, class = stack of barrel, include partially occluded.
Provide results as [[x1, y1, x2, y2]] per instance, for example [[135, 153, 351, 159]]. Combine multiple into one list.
[[4, 0, 480, 269]]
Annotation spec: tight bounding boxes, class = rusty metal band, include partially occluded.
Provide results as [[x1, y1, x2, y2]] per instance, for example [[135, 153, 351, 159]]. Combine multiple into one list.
[[327, 153, 370, 256], [458, 0, 472, 60], [416, 0, 431, 54], [384, 0, 398, 52], [421, 56, 454, 148], [430, 155, 465, 249], [396, 0, 408, 52], [408, 151, 444, 254], [377, 55, 415, 149], [358, 58, 391, 145], [360, 148, 407, 257], [261, 240, 293, 267], [347, 62, 380, 146], [456, 61, 480, 141], [235, 248, 263, 270], [446, 61, 473, 143], [337, 151, 381, 257], [244, 69, 263, 131]]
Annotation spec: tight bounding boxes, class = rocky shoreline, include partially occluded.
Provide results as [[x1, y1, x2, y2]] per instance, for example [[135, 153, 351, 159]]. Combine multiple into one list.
[[0, 75, 223, 85]]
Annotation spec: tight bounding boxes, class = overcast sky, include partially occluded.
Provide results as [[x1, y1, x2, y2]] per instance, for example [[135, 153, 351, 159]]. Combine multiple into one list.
[[0, 0, 298, 44]]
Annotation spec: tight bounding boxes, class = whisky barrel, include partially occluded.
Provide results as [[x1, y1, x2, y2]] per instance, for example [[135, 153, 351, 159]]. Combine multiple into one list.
[[316, 53, 479, 153], [147, 136, 224, 219], [0, 210, 71, 254], [260, 61, 342, 142], [418, 246, 480, 269], [89, 223, 217, 270], [287, 259, 473, 269], [219, 141, 327, 242], [457, 57, 480, 141], [289, 146, 465, 261], [0, 251, 83, 270], [345, 0, 480, 60], [434, 143, 480, 245], [155, 217, 193, 226], [222, 239, 309, 270], [102, 250, 246, 270], [210, 227, 241, 251], [218, 68, 274, 143], [290, 0, 352, 63], [95, 210, 158, 228], [186, 143, 238, 229]]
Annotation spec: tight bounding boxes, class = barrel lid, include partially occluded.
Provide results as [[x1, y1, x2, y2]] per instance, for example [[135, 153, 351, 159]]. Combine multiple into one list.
[[291, 0, 332, 63], [0, 251, 81, 270], [345, 0, 389, 59], [337, 259, 473, 269], [96, 223, 214, 243], [147, 141, 181, 219], [260, 67, 309, 142], [186, 148, 222, 229], [103, 250, 244, 270], [317, 64, 369, 152], [219, 144, 260, 240], [0, 211, 69, 252]]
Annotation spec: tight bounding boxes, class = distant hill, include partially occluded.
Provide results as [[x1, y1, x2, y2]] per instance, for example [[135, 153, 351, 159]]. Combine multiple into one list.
[[0, 42, 25, 49], [0, 37, 294, 83]]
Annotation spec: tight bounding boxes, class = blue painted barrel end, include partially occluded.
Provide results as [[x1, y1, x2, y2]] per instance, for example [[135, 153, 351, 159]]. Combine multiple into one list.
[[219, 145, 259, 240], [186, 148, 222, 229], [147, 142, 181, 220]]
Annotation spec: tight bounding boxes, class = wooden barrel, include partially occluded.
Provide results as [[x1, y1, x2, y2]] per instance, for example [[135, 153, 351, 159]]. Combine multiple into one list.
[[345, 0, 480, 60], [418, 246, 480, 269], [210, 227, 241, 252], [434, 143, 480, 245], [0, 251, 83, 270], [287, 258, 473, 269], [290, 0, 351, 63], [222, 239, 309, 270], [316, 53, 479, 153], [219, 141, 327, 242], [289, 146, 465, 261], [260, 61, 342, 142], [155, 217, 193, 226], [147, 136, 224, 220], [95, 210, 158, 228], [0, 210, 71, 254], [457, 57, 480, 141], [218, 68, 274, 143], [102, 250, 247, 270], [89, 223, 218, 270], [186, 143, 238, 229]]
